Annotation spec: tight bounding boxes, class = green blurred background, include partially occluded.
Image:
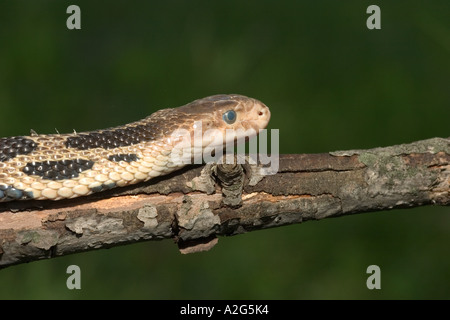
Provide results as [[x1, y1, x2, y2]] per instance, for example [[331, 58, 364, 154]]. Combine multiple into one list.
[[0, 0, 449, 299]]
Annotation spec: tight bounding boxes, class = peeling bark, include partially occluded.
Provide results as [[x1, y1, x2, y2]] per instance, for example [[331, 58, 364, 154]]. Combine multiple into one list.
[[0, 137, 449, 268]]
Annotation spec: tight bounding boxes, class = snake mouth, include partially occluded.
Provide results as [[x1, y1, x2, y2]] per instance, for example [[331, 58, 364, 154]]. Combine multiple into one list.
[[240, 100, 271, 131]]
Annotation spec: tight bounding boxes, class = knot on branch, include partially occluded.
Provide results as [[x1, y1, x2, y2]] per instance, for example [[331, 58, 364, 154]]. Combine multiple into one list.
[[214, 161, 245, 207]]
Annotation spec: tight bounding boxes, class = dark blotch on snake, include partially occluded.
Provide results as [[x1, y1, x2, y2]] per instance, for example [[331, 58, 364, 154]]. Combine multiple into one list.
[[0, 185, 33, 201], [0, 136, 38, 162], [108, 154, 139, 163], [22, 159, 94, 181], [90, 182, 116, 193], [65, 125, 159, 150]]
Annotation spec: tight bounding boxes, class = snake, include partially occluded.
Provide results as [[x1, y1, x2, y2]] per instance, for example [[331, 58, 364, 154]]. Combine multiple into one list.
[[0, 94, 270, 202]]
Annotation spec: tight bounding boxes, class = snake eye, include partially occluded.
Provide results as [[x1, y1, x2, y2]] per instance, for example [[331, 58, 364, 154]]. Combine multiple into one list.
[[222, 110, 236, 124]]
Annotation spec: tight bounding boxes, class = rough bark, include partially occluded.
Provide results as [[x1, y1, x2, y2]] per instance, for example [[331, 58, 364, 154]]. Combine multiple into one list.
[[0, 137, 449, 268]]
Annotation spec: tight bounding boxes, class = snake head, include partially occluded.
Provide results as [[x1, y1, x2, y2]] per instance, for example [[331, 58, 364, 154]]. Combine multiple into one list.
[[175, 94, 271, 148]]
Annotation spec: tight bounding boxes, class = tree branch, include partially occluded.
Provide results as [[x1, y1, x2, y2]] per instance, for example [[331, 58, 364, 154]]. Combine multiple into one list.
[[0, 137, 449, 268]]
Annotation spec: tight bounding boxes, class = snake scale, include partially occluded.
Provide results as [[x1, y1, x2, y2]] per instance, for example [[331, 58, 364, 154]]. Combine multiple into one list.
[[0, 94, 270, 202]]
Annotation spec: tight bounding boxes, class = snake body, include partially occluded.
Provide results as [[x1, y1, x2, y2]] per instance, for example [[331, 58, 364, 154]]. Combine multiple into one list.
[[0, 94, 270, 202]]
